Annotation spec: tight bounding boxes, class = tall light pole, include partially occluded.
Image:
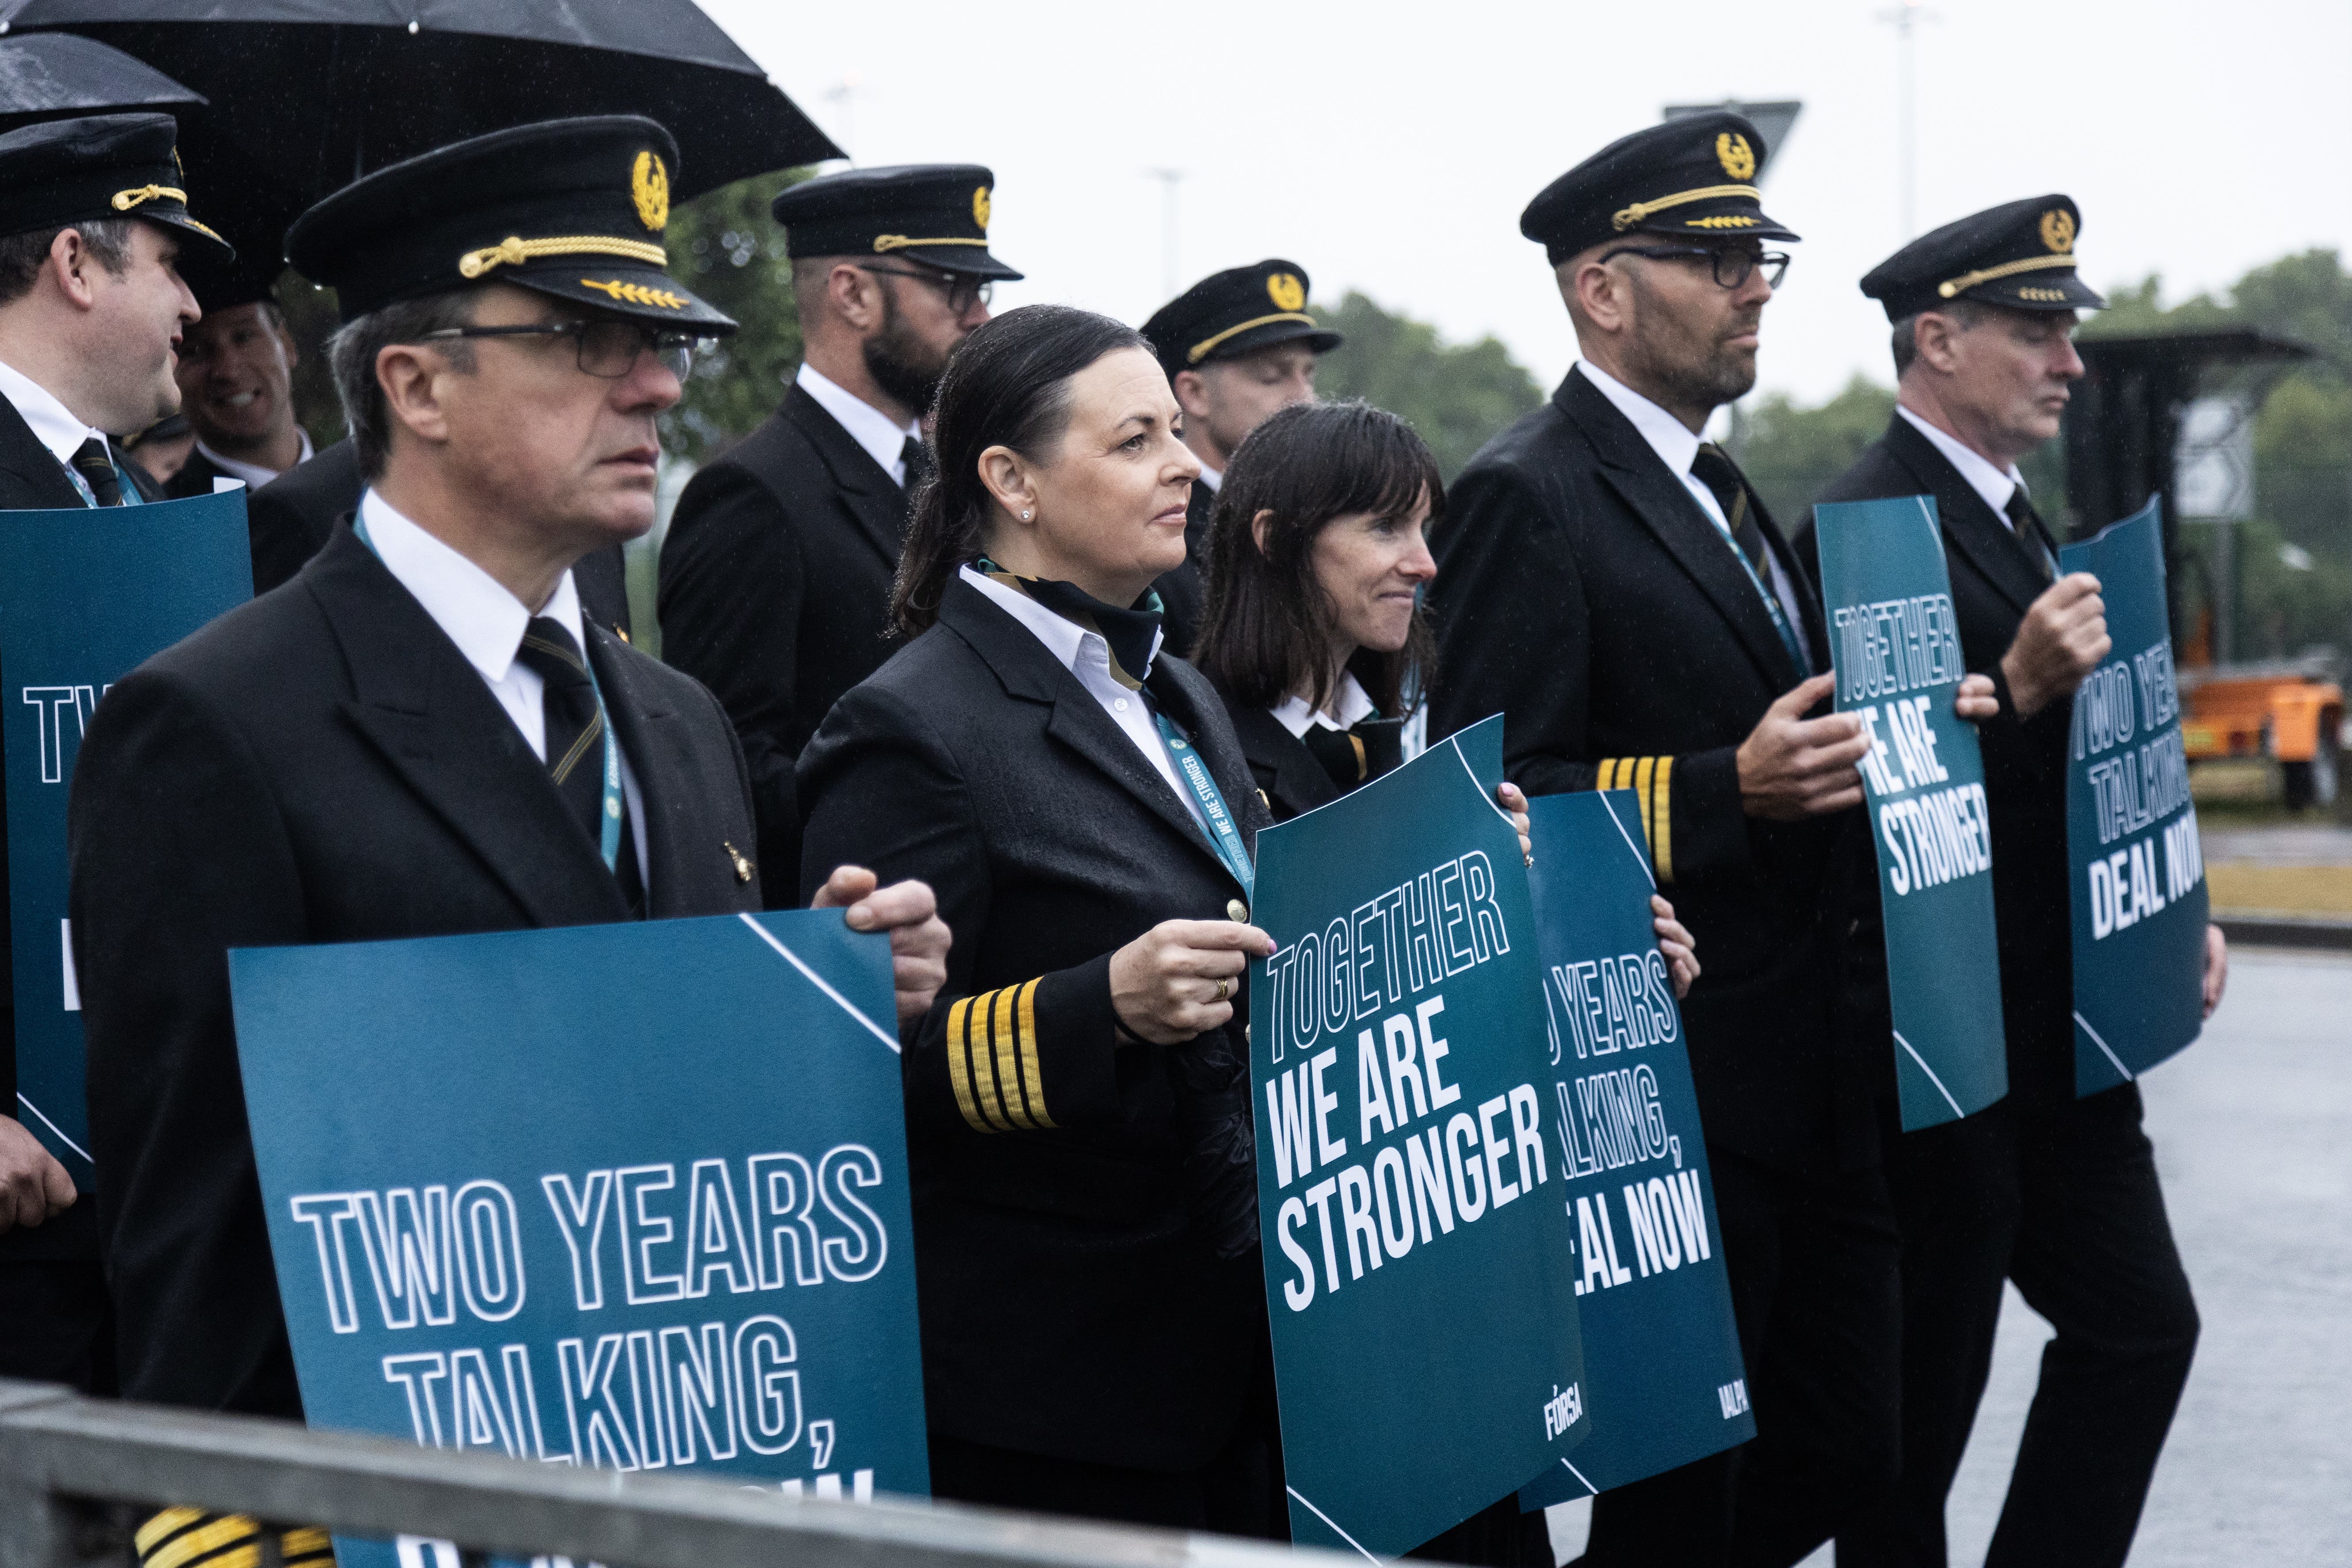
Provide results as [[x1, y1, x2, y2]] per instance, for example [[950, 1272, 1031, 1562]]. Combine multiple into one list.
[[1145, 168, 1184, 300], [1877, 0, 1937, 238], [825, 76, 865, 165]]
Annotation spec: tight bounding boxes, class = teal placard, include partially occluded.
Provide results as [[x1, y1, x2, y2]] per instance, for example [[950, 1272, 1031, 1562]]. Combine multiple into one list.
[[1813, 495, 2008, 1129], [1250, 715, 1587, 1559], [1517, 790, 1751, 1508], [0, 489, 252, 1174], [230, 911, 930, 1568], [2059, 499, 2208, 1091]]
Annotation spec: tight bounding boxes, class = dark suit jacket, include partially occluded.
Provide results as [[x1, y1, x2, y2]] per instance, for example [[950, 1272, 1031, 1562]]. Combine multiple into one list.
[[1217, 698, 1344, 823], [0, 392, 104, 1263], [660, 384, 914, 902], [1151, 479, 1219, 660], [162, 445, 232, 501], [797, 577, 1271, 1472], [247, 437, 634, 639], [68, 524, 761, 1416], [1803, 412, 2074, 1105], [1429, 367, 1868, 1174]]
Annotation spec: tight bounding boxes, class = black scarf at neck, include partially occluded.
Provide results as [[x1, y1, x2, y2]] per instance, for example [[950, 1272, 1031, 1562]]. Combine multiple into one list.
[[978, 559, 1165, 691]]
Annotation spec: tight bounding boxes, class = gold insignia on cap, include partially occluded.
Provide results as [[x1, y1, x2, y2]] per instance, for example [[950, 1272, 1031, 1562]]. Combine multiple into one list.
[[632, 151, 670, 232], [111, 184, 187, 212], [1266, 272, 1306, 311], [973, 185, 992, 231], [457, 234, 669, 279], [2040, 208, 2075, 254], [1686, 215, 1759, 229], [1716, 132, 1756, 181], [579, 278, 686, 309]]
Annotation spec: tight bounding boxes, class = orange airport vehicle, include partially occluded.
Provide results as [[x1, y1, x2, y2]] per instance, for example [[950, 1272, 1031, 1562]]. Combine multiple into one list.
[[2179, 660, 2343, 810]]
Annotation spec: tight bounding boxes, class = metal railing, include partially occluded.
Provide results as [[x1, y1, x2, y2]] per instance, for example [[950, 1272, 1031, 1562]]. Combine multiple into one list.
[[0, 1380, 1347, 1568]]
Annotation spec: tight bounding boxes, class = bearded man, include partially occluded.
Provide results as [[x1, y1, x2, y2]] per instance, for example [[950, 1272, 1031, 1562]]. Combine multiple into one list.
[[659, 164, 1019, 893]]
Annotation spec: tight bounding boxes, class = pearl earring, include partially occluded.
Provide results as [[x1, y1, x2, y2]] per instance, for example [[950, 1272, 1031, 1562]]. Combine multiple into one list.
[[1022, 509, 1033, 521]]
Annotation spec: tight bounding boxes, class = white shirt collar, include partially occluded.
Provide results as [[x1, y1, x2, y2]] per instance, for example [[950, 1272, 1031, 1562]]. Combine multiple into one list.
[[358, 488, 583, 684], [1577, 359, 1704, 479], [796, 361, 920, 486], [0, 357, 112, 471], [194, 427, 313, 492], [1269, 671, 1376, 739], [1896, 404, 2025, 524], [1196, 464, 1223, 493], [960, 562, 1165, 674]]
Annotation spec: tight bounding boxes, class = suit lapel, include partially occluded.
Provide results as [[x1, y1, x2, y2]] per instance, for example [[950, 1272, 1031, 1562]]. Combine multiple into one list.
[[1561, 371, 1801, 688], [1881, 415, 2045, 616], [0, 393, 88, 510], [1227, 702, 1338, 820], [304, 527, 630, 927], [940, 581, 1244, 883], [588, 628, 732, 917], [783, 384, 912, 572]]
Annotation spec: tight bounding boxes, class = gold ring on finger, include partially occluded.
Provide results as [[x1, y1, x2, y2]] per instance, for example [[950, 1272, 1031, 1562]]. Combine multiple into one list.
[[1216, 978, 1230, 1003]]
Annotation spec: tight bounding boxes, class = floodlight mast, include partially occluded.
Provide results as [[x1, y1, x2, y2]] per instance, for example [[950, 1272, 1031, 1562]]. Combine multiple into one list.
[[1876, 0, 1940, 238], [1145, 168, 1185, 301]]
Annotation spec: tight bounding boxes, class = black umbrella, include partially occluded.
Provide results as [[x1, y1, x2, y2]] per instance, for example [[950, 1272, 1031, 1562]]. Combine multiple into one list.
[[0, 30, 203, 134], [0, 1, 842, 213]]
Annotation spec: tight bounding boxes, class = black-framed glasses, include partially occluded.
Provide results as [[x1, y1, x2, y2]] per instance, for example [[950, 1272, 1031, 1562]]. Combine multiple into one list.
[[1599, 244, 1790, 291], [416, 320, 702, 380], [859, 263, 993, 314]]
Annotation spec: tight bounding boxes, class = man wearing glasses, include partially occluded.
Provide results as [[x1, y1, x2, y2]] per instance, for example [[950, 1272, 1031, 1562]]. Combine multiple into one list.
[[66, 124, 952, 1539], [660, 164, 1020, 895], [1429, 113, 1901, 1566]]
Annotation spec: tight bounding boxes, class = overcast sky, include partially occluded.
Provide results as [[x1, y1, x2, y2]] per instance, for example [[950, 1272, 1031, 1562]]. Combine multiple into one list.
[[701, 0, 2352, 407]]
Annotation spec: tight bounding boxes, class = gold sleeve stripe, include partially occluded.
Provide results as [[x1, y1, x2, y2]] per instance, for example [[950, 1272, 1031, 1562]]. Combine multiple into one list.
[[136, 1511, 206, 1558], [1651, 756, 1675, 884], [1632, 755, 1658, 840], [1595, 758, 1616, 790], [963, 993, 1014, 1132], [144, 1515, 259, 1568], [944, 997, 993, 1133], [279, 1527, 335, 1565], [989, 985, 1034, 1130], [1014, 977, 1054, 1129]]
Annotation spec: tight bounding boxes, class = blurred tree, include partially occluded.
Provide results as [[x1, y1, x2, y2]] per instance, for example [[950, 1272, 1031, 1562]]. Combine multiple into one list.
[[1310, 291, 1544, 481], [1738, 374, 1895, 529], [276, 267, 346, 448], [660, 168, 814, 466]]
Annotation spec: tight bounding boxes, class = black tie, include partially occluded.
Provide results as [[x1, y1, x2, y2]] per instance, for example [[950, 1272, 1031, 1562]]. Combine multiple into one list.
[[1301, 718, 1407, 794], [514, 618, 644, 914], [69, 437, 122, 507], [899, 434, 933, 497], [1691, 443, 1769, 576], [2005, 490, 2059, 584]]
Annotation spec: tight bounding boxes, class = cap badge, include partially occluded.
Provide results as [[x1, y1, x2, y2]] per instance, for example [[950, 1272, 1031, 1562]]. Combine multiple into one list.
[[1716, 133, 1757, 182], [973, 185, 992, 232], [1266, 272, 1306, 311], [2040, 209, 2075, 254], [632, 151, 670, 232]]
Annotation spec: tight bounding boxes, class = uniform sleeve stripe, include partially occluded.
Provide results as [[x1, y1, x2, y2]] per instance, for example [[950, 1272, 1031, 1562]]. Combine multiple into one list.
[[1015, 977, 1053, 1129], [278, 1529, 334, 1564], [143, 1516, 259, 1568], [944, 997, 994, 1133], [1653, 756, 1675, 884], [1596, 758, 1615, 789], [965, 992, 1014, 1132], [136, 1511, 208, 1559], [1632, 755, 1657, 841], [989, 985, 1034, 1130]]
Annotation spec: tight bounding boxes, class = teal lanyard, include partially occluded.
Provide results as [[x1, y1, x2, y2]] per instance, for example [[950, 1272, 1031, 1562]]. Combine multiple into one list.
[[62, 455, 142, 509], [1154, 711, 1254, 897], [1702, 500, 1811, 675], [353, 511, 622, 871]]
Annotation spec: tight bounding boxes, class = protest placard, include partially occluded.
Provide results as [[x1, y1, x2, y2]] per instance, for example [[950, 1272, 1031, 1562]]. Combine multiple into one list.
[[231, 910, 927, 1568], [1814, 494, 2008, 1129], [1250, 716, 1586, 1558], [1, 490, 251, 1175], [2060, 499, 2209, 1090]]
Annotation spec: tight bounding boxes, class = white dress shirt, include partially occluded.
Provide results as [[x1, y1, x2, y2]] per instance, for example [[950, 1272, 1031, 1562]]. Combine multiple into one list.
[[359, 489, 651, 888], [0, 357, 114, 476], [960, 565, 1208, 832], [194, 427, 314, 492], [1897, 404, 2029, 528], [1269, 671, 1376, 739], [1578, 360, 1808, 639], [797, 361, 920, 488]]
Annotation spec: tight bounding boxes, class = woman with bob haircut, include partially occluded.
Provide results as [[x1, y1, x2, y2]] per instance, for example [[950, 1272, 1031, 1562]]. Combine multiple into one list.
[[797, 304, 1285, 1532]]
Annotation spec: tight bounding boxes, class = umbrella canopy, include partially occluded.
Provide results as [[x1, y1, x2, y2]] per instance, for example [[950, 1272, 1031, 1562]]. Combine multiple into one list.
[[0, 30, 202, 134], [0, 2, 842, 230]]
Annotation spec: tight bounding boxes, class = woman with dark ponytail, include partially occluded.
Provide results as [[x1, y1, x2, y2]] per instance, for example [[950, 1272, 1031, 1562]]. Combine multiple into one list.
[[798, 305, 1283, 1532]]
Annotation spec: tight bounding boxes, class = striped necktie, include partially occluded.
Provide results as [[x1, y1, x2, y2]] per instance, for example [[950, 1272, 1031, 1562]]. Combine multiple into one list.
[[69, 437, 123, 506], [513, 618, 644, 914]]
